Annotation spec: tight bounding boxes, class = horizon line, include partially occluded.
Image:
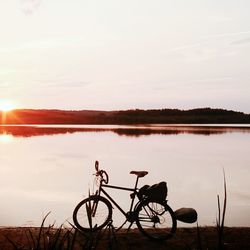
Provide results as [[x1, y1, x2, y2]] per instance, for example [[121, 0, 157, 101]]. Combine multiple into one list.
[[6, 107, 249, 114]]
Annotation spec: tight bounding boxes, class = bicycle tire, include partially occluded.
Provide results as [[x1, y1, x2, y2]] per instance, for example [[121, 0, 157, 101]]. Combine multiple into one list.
[[135, 200, 176, 240], [73, 195, 112, 232]]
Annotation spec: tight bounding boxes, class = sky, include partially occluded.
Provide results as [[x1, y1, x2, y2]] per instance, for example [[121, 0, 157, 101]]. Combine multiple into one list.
[[0, 0, 250, 113]]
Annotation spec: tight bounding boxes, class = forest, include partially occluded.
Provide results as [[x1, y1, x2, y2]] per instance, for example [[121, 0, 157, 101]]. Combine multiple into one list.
[[1, 108, 250, 124]]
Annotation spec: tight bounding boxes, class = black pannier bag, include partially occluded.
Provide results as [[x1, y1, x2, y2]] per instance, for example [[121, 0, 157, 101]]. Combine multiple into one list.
[[138, 181, 168, 201]]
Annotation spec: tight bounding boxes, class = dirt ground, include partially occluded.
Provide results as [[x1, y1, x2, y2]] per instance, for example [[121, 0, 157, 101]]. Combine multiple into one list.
[[0, 226, 250, 249]]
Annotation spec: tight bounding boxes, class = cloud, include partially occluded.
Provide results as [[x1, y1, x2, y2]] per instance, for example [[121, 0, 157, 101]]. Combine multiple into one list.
[[20, 0, 42, 15], [47, 81, 91, 88], [167, 42, 202, 53], [0, 37, 91, 54], [231, 37, 250, 45], [204, 30, 250, 39], [231, 191, 250, 201], [166, 30, 250, 55], [32, 75, 92, 88]]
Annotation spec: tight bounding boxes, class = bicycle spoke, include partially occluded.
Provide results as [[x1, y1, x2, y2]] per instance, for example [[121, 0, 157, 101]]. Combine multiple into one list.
[[73, 195, 112, 232], [136, 200, 176, 240]]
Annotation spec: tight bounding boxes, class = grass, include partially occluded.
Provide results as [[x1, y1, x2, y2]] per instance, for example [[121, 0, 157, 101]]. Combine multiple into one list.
[[216, 169, 227, 249], [195, 169, 228, 250], [4, 213, 80, 250]]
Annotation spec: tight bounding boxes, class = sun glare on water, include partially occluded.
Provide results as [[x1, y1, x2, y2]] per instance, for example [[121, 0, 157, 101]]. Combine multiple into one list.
[[0, 134, 13, 143]]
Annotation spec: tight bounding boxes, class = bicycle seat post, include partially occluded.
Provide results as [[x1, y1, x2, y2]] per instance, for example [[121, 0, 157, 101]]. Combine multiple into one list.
[[129, 170, 148, 212], [134, 176, 140, 190], [128, 176, 140, 213]]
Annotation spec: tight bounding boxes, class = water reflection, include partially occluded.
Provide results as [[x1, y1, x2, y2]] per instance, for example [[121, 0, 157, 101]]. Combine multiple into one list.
[[1, 125, 250, 138], [0, 124, 250, 227], [0, 133, 13, 143]]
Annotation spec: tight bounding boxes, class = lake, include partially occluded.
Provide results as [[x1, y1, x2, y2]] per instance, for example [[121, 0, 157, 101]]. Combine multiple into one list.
[[0, 124, 250, 228]]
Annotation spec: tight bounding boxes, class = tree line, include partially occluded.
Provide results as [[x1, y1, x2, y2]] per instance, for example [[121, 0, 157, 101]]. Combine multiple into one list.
[[1, 108, 250, 124]]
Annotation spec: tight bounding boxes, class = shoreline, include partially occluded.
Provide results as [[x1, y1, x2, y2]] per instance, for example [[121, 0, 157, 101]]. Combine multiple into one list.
[[1, 226, 250, 249]]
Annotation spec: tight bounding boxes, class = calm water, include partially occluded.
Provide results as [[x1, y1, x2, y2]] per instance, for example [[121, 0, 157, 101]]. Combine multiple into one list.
[[0, 124, 250, 227]]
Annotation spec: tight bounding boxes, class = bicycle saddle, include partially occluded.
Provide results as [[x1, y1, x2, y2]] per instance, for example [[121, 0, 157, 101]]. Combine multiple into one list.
[[130, 171, 148, 178]]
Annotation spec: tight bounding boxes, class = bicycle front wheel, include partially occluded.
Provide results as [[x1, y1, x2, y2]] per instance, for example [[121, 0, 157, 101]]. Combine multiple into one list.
[[73, 195, 112, 232], [136, 200, 176, 240]]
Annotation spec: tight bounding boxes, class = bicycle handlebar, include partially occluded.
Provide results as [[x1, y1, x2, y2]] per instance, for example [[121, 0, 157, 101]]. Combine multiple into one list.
[[96, 170, 109, 184], [95, 164, 109, 184], [101, 170, 109, 184]]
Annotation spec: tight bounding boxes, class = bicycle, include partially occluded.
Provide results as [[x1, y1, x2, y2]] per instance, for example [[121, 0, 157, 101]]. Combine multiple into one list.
[[73, 161, 177, 241]]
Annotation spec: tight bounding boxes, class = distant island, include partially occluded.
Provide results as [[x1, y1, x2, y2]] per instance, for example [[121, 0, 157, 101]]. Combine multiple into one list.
[[1, 108, 250, 124]]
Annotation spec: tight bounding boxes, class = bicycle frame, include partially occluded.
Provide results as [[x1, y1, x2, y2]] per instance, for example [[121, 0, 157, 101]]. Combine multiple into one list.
[[97, 175, 141, 221]]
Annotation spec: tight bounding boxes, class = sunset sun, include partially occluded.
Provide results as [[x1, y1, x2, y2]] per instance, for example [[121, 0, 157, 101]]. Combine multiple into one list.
[[0, 100, 15, 112]]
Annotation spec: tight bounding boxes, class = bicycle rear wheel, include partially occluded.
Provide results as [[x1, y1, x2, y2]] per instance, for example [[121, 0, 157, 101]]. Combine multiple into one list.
[[136, 200, 176, 240], [73, 195, 112, 232]]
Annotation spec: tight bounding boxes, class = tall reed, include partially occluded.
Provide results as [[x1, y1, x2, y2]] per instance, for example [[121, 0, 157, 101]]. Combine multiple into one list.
[[216, 169, 227, 249]]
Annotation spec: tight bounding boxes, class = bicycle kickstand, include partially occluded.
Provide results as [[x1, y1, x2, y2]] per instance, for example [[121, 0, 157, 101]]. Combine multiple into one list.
[[106, 220, 117, 246], [115, 219, 127, 232], [127, 221, 134, 232]]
